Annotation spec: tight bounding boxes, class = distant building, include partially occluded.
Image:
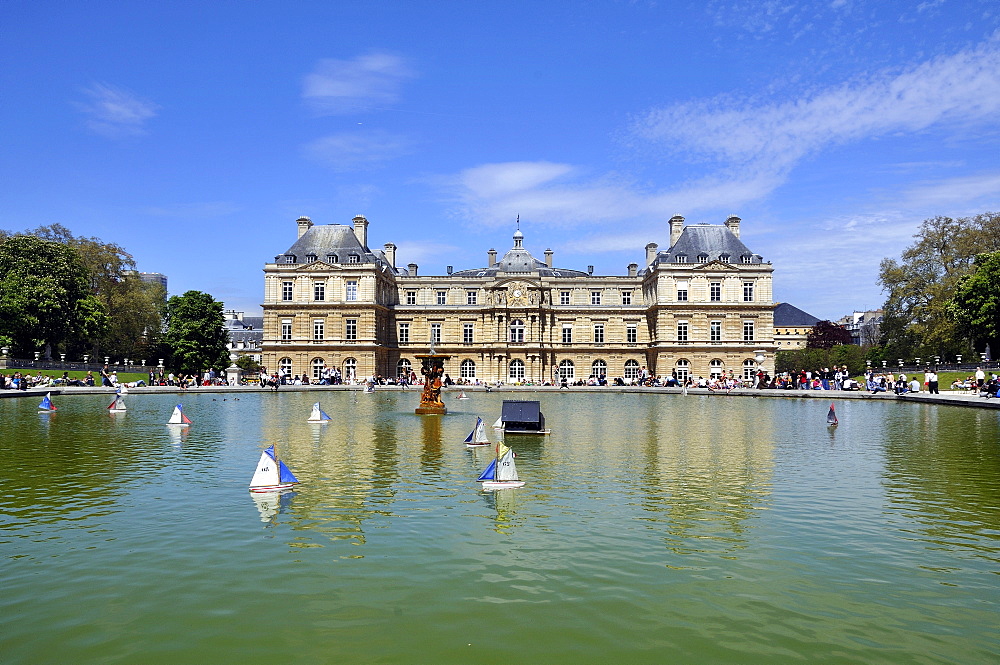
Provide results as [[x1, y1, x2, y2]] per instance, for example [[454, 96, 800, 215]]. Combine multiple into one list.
[[773, 303, 821, 349], [260, 213, 777, 383], [225, 310, 263, 363], [138, 272, 168, 290], [836, 310, 883, 346]]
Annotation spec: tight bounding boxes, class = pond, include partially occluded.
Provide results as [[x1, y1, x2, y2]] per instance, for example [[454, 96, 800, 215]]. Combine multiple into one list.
[[1, 390, 998, 664]]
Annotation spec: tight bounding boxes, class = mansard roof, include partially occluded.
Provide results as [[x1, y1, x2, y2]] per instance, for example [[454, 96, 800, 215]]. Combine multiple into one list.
[[451, 227, 589, 278], [274, 223, 399, 272], [773, 302, 821, 327], [655, 224, 763, 265]]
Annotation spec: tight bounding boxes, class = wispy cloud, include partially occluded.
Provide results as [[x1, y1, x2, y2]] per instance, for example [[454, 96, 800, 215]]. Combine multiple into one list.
[[393, 240, 462, 269], [898, 171, 1000, 208], [76, 82, 158, 137], [629, 37, 1000, 178], [303, 52, 414, 115], [302, 131, 414, 171]]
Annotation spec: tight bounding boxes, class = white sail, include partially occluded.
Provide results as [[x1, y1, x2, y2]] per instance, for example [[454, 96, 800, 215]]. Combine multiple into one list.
[[474, 419, 490, 444], [492, 416, 503, 429], [249, 449, 279, 488], [495, 449, 519, 481], [308, 402, 331, 422], [167, 404, 191, 426]]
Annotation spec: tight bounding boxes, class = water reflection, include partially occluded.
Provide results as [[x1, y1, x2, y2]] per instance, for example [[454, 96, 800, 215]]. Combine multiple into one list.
[[250, 490, 297, 525]]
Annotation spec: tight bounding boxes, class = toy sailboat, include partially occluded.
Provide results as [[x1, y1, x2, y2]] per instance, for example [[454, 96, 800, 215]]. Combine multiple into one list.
[[492, 415, 503, 429], [364, 382, 376, 393], [38, 392, 57, 413], [108, 389, 126, 413], [477, 440, 525, 489], [307, 402, 331, 423], [249, 445, 299, 493], [827, 403, 838, 426], [457, 389, 470, 400], [463, 416, 491, 447], [166, 403, 192, 426]]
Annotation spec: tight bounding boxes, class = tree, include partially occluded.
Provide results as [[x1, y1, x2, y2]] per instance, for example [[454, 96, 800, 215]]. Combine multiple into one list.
[[164, 290, 230, 374], [0, 234, 108, 354], [806, 321, 852, 349], [949, 251, 1000, 356], [878, 212, 999, 357], [235, 355, 261, 374]]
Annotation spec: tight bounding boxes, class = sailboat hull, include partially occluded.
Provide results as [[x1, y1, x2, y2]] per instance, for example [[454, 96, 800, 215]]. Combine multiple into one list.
[[481, 480, 525, 489], [249, 482, 297, 493]]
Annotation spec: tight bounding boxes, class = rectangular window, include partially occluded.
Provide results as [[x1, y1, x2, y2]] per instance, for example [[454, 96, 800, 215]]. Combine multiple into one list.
[[743, 281, 754, 302], [345, 319, 357, 340], [313, 282, 325, 301], [406, 290, 416, 305], [398, 322, 410, 344], [621, 290, 632, 305], [463, 323, 474, 344], [710, 281, 721, 302], [348, 254, 359, 263], [677, 321, 689, 342], [591, 291, 602, 305], [280, 319, 292, 341], [710, 320, 722, 342], [560, 290, 570, 305], [594, 323, 605, 344], [345, 280, 358, 301], [313, 319, 324, 341], [466, 290, 477, 305], [436, 290, 447, 305], [431, 323, 442, 344], [281, 281, 293, 301], [626, 324, 638, 344], [676, 280, 688, 302], [562, 325, 573, 344], [743, 321, 754, 342]]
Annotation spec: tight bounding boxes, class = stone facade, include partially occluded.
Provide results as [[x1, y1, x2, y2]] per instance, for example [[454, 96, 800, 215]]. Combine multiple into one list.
[[261, 214, 776, 383]]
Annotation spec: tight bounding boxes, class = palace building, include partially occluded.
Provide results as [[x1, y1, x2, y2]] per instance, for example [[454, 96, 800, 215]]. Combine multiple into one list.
[[261, 214, 776, 384]]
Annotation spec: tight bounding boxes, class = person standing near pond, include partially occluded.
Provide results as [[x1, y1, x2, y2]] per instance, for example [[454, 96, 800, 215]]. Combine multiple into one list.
[[926, 368, 939, 394], [975, 367, 985, 389], [99, 364, 112, 387]]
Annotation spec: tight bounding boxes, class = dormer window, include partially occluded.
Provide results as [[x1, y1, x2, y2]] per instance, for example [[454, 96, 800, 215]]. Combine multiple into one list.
[[720, 254, 730, 263], [675, 254, 687, 263], [305, 254, 317, 264], [348, 254, 360, 263], [284, 255, 296, 264], [741, 254, 753, 264], [697, 254, 709, 263], [327, 253, 338, 263]]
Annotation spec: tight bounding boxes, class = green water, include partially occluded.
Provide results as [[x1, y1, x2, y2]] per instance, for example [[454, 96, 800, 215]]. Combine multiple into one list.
[[1, 391, 998, 664]]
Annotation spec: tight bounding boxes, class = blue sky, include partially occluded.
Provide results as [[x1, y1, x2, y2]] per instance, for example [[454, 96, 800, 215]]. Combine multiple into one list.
[[2, 1, 999, 320]]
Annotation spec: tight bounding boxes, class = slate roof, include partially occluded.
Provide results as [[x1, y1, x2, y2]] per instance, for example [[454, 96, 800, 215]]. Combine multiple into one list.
[[652, 224, 763, 267], [773, 302, 821, 327], [452, 229, 589, 278], [275, 224, 402, 273]]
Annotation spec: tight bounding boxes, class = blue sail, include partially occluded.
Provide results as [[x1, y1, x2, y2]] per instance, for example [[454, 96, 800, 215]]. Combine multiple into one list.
[[320, 409, 331, 421], [477, 458, 497, 482], [39, 394, 54, 411], [278, 460, 299, 483], [464, 417, 483, 443]]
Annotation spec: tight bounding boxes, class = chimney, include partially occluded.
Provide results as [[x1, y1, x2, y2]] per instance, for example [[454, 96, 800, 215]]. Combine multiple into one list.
[[588, 265, 594, 275], [488, 249, 497, 267], [544, 249, 553, 267], [352, 214, 369, 249], [645, 242, 658, 267], [669, 215, 685, 247], [408, 263, 418, 277], [447, 266, 453, 275], [383, 242, 396, 269], [296, 216, 313, 238], [725, 214, 741, 238], [627, 263, 638, 277]]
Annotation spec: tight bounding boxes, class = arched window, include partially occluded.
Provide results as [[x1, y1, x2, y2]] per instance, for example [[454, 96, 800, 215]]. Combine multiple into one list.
[[509, 318, 524, 343], [743, 359, 757, 380], [397, 358, 411, 378], [343, 358, 357, 381], [709, 359, 724, 379], [558, 359, 575, 381], [624, 359, 641, 381], [311, 358, 325, 380], [508, 359, 525, 382], [279, 357, 293, 377], [460, 359, 476, 379], [591, 359, 607, 378], [675, 359, 690, 382]]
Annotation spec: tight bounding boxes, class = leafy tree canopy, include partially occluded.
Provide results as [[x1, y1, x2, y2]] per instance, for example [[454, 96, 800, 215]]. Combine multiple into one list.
[[164, 290, 230, 374], [949, 251, 1000, 356], [806, 320, 853, 349]]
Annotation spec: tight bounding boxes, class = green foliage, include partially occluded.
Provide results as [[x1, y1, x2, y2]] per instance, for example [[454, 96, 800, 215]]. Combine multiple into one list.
[[879, 212, 1000, 357], [235, 355, 261, 374], [164, 290, 230, 374], [776, 345, 869, 377], [0, 234, 109, 354], [949, 251, 1000, 355]]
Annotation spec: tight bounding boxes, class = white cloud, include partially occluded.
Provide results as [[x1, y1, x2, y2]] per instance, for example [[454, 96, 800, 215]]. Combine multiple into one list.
[[303, 53, 414, 115], [898, 171, 1000, 208], [302, 131, 414, 171], [76, 83, 158, 137], [630, 37, 1000, 177]]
